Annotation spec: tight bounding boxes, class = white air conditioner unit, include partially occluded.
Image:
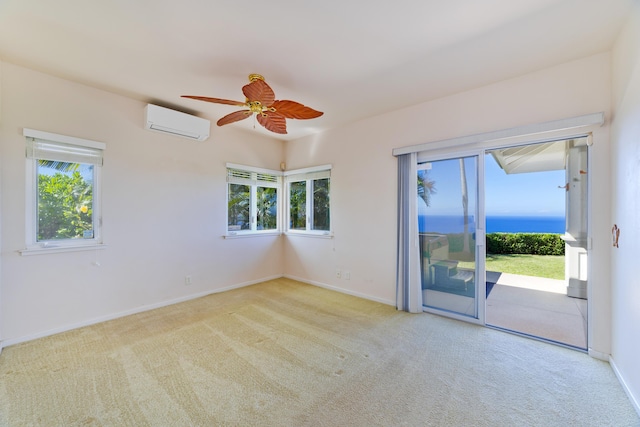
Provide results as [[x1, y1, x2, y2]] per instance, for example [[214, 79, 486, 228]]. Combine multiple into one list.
[[144, 104, 210, 141]]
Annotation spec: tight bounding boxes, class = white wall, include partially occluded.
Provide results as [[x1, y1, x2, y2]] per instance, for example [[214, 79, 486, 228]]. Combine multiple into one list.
[[610, 2, 640, 412], [0, 62, 285, 344], [0, 48, 628, 371], [285, 52, 614, 355], [0, 60, 3, 352]]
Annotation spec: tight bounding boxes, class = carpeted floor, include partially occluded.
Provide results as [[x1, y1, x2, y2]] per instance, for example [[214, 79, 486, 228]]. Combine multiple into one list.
[[0, 278, 638, 426]]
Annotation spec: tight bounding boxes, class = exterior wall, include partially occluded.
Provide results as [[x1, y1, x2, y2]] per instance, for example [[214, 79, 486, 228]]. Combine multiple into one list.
[[285, 52, 614, 355], [611, 2, 640, 412], [0, 62, 285, 344]]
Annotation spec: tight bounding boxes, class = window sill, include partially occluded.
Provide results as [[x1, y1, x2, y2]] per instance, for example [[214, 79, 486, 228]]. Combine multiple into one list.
[[285, 231, 334, 239], [19, 243, 107, 256], [224, 232, 282, 239]]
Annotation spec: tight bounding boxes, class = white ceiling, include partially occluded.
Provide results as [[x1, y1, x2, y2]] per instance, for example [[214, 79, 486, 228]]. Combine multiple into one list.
[[0, 0, 632, 140]]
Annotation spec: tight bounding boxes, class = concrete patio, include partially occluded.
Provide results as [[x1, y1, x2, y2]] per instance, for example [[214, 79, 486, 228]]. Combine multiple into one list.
[[485, 271, 588, 349]]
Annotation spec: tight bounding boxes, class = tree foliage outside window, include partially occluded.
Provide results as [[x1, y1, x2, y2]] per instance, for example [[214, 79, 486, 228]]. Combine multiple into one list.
[[289, 181, 306, 230], [312, 178, 330, 231], [257, 186, 277, 230], [418, 170, 436, 207], [287, 173, 330, 233], [25, 131, 104, 250], [37, 162, 94, 241], [228, 183, 250, 230], [226, 166, 280, 234]]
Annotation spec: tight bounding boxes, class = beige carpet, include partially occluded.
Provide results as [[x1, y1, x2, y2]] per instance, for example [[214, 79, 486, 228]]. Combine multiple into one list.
[[0, 278, 637, 426]]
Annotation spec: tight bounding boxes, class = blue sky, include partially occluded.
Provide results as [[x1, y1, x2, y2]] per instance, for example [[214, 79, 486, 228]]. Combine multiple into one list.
[[418, 154, 565, 217], [485, 154, 565, 217]]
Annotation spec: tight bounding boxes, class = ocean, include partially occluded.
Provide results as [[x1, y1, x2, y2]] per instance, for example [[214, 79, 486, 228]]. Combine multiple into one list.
[[419, 215, 565, 234]]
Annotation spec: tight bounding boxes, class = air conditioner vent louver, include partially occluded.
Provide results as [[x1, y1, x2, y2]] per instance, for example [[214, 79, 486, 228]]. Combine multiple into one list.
[[144, 104, 210, 141]]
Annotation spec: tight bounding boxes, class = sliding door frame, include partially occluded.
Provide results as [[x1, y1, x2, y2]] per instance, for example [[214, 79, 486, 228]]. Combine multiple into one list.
[[417, 148, 486, 326], [415, 133, 593, 338], [410, 121, 604, 343]]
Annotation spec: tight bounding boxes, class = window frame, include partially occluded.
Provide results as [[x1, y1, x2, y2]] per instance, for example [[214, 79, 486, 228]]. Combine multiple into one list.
[[22, 128, 105, 254], [284, 165, 332, 237], [225, 163, 282, 237]]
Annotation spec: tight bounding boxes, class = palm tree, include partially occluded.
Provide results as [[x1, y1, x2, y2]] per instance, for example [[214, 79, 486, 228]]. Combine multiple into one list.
[[228, 184, 250, 229], [418, 171, 436, 207], [38, 160, 79, 172], [256, 187, 277, 230], [459, 159, 470, 253]]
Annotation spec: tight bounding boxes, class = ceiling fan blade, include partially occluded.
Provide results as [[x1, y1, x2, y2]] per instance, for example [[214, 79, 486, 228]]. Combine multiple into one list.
[[217, 110, 253, 126], [182, 95, 247, 107], [257, 112, 287, 134], [242, 79, 276, 106], [270, 100, 323, 119]]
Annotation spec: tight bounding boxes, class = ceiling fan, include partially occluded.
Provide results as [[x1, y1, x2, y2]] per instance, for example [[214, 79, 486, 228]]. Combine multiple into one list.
[[182, 74, 323, 135]]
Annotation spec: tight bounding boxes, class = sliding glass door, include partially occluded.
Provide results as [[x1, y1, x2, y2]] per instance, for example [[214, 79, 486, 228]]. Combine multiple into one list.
[[407, 132, 592, 349], [418, 155, 482, 318], [483, 138, 589, 349]]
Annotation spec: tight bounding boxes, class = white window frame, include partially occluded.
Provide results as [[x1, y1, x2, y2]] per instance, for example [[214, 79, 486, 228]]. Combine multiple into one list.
[[225, 163, 282, 237], [284, 165, 332, 237], [21, 128, 105, 255]]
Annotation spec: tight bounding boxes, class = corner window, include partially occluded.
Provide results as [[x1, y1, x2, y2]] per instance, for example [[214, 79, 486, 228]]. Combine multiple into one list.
[[24, 129, 105, 251], [285, 166, 331, 235], [226, 164, 281, 235]]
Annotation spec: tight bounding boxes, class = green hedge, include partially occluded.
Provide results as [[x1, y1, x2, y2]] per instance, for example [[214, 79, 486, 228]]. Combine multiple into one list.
[[486, 233, 564, 256]]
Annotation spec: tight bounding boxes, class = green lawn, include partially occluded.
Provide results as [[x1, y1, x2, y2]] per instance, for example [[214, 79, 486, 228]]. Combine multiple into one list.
[[458, 254, 564, 280]]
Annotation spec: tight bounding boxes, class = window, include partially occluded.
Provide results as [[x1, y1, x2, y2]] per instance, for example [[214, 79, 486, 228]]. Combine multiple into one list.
[[285, 165, 331, 235], [226, 164, 281, 235], [24, 129, 105, 252]]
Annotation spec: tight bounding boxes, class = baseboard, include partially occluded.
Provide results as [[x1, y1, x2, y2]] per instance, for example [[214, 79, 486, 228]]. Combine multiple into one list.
[[610, 356, 640, 417], [1, 274, 282, 348], [283, 274, 395, 306], [588, 348, 610, 361], [4, 274, 392, 348]]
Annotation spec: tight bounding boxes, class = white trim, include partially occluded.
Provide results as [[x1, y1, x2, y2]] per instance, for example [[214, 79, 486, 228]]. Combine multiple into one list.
[[25, 157, 36, 246], [24, 129, 105, 250], [226, 164, 281, 234], [610, 356, 640, 417], [0, 274, 282, 348], [284, 168, 331, 234], [418, 147, 485, 164], [393, 112, 604, 156], [418, 132, 594, 163], [23, 128, 106, 150], [283, 164, 332, 176], [19, 243, 107, 256], [284, 170, 331, 182], [283, 274, 395, 306], [224, 231, 282, 239], [226, 162, 282, 176], [588, 348, 611, 361], [25, 156, 103, 249], [477, 153, 486, 324], [285, 231, 333, 238]]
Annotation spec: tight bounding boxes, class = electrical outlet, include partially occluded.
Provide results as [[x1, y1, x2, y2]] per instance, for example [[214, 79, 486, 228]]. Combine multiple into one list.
[[185, 275, 192, 286], [336, 270, 342, 279], [344, 271, 351, 280]]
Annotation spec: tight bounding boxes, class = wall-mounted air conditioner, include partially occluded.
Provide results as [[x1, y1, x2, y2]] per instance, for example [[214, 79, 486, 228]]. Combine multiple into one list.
[[144, 104, 211, 141]]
